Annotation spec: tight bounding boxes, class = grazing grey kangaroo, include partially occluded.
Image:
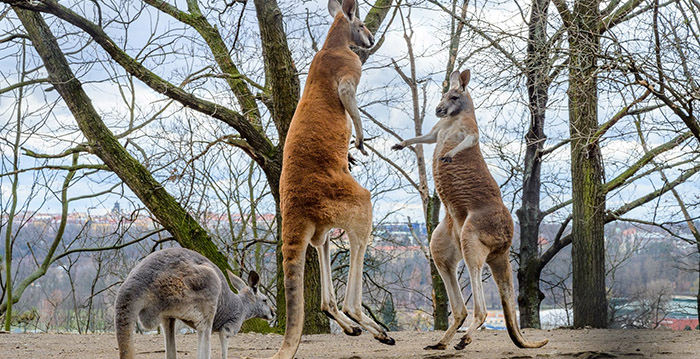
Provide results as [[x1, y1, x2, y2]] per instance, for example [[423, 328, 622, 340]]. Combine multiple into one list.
[[115, 248, 275, 359], [393, 70, 548, 350]]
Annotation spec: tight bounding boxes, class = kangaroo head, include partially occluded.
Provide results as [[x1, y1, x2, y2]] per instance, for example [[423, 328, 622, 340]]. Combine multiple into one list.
[[328, 0, 374, 48], [436, 69, 474, 118], [227, 270, 275, 321]]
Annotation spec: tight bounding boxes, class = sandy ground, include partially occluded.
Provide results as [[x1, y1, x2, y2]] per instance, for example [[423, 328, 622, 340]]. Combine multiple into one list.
[[1, 329, 699, 358]]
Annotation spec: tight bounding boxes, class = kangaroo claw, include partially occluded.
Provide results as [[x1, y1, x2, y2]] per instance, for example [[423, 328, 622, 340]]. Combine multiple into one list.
[[376, 335, 396, 345], [344, 326, 362, 336], [424, 343, 446, 350]]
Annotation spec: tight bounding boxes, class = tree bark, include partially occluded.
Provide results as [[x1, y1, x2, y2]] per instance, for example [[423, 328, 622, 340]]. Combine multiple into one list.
[[13, 7, 232, 274], [568, 0, 607, 328], [426, 193, 448, 330], [516, 0, 551, 329], [253, 0, 300, 144], [9, 0, 396, 335]]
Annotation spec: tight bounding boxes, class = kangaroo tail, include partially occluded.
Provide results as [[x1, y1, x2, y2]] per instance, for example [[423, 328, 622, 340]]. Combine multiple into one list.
[[274, 221, 311, 359], [114, 288, 138, 359], [490, 253, 549, 349]]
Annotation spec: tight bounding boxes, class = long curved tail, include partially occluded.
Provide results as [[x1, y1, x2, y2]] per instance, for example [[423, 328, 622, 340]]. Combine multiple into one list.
[[273, 222, 311, 359], [490, 253, 549, 349], [114, 288, 138, 359]]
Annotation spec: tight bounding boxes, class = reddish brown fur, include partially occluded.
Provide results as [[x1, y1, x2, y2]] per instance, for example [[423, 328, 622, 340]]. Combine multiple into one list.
[[281, 15, 364, 225], [396, 70, 548, 350], [269, 3, 390, 359], [431, 73, 547, 349]]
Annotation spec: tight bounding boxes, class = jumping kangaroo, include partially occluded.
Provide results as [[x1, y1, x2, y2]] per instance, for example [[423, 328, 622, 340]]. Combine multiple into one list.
[[393, 70, 549, 350], [269, 1, 394, 358], [114, 248, 275, 359]]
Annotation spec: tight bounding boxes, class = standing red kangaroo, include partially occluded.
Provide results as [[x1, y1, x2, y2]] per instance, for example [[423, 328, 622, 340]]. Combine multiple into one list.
[[393, 70, 549, 350], [267, 1, 395, 359]]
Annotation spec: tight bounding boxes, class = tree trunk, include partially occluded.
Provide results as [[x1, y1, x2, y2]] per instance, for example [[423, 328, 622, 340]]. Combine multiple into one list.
[[253, 0, 300, 144], [516, 0, 551, 329], [2, 38, 25, 331], [14, 7, 231, 273], [568, 0, 607, 328], [427, 193, 448, 330]]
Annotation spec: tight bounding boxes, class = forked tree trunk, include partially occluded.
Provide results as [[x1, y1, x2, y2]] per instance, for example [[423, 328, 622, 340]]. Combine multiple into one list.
[[568, 0, 607, 328]]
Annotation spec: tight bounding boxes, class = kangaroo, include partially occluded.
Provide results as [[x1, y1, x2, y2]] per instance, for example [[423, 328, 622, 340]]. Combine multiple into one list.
[[392, 70, 549, 350], [114, 248, 275, 359], [268, 1, 394, 359]]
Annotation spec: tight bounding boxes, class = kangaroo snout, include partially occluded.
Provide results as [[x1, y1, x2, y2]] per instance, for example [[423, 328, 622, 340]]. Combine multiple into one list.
[[368, 34, 375, 47], [436, 106, 447, 118]]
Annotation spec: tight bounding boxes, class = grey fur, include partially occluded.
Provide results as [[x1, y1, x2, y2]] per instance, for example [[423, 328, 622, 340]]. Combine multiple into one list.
[[114, 248, 274, 359]]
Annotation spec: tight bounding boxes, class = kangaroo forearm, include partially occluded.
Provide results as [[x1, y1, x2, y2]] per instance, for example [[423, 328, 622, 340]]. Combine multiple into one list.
[[445, 133, 478, 156], [404, 133, 437, 145], [338, 79, 363, 138]]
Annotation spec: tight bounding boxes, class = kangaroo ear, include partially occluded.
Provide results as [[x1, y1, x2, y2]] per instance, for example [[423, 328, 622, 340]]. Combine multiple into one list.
[[328, 0, 342, 17], [342, 0, 356, 21], [449, 70, 461, 90], [459, 69, 471, 90], [247, 271, 260, 294], [226, 270, 247, 292]]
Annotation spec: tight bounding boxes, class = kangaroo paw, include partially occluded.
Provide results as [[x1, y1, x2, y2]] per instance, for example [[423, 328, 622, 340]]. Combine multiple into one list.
[[424, 343, 447, 350], [344, 326, 362, 336], [454, 336, 472, 350], [391, 143, 405, 151], [376, 335, 395, 346]]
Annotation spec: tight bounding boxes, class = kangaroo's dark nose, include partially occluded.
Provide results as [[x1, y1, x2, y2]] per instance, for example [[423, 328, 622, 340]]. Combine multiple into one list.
[[436, 107, 447, 117], [368, 34, 375, 47]]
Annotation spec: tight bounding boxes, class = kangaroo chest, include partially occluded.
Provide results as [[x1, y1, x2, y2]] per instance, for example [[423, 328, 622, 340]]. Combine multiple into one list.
[[435, 119, 473, 157]]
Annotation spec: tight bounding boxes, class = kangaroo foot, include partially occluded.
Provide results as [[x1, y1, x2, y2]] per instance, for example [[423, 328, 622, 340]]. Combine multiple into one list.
[[424, 343, 446, 350], [344, 326, 362, 336], [454, 336, 472, 350], [375, 334, 396, 345]]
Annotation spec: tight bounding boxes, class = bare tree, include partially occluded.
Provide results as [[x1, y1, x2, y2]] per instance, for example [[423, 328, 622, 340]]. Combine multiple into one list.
[[378, 0, 469, 330], [431, 0, 700, 329], [2, 0, 397, 333]]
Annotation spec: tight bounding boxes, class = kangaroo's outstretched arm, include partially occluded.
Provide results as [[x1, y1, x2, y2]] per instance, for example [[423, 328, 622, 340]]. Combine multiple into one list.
[[439, 133, 478, 163], [338, 77, 367, 155], [391, 125, 440, 150]]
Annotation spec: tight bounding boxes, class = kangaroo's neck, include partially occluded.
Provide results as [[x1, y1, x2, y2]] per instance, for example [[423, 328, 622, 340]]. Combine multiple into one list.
[[214, 290, 248, 332], [323, 14, 351, 50]]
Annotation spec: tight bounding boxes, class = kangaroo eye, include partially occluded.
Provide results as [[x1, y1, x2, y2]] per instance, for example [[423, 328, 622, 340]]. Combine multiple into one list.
[[450, 96, 459, 100]]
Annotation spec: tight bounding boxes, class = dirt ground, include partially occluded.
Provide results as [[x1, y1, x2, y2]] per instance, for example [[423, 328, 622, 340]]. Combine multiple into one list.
[[1, 329, 699, 358]]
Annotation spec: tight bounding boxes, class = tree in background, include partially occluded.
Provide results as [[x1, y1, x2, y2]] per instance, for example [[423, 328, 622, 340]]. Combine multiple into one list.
[[2, 0, 395, 334], [432, 0, 700, 328], [375, 0, 469, 331]]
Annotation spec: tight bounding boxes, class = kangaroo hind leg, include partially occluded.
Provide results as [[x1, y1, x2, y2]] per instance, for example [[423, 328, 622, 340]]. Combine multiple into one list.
[[454, 223, 490, 350], [424, 217, 467, 350], [163, 317, 177, 359], [340, 196, 395, 346], [314, 230, 362, 336]]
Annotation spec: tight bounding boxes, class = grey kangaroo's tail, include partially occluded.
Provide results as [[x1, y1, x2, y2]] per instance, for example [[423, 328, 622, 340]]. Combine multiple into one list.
[[115, 289, 138, 359]]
